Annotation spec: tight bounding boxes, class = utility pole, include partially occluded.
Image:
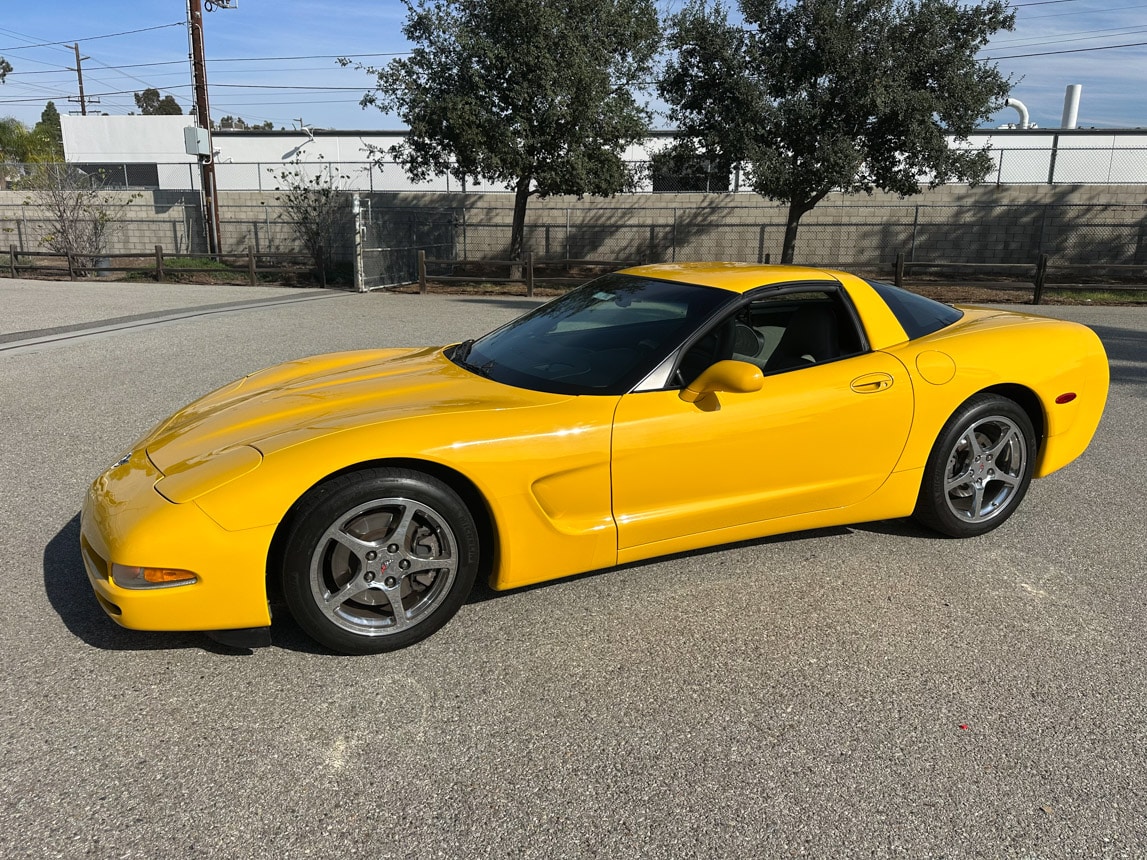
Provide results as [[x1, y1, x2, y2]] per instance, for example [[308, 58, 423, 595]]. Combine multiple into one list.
[[188, 0, 222, 255], [66, 44, 98, 116]]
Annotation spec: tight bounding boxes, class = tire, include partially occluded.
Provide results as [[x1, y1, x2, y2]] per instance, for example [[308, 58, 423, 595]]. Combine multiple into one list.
[[913, 394, 1037, 538], [281, 468, 480, 654]]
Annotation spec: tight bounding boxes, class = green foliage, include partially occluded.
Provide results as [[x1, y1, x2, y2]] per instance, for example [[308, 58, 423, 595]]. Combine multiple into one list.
[[166, 256, 233, 271], [33, 102, 63, 159], [660, 0, 1015, 262], [1, 116, 63, 187], [0, 57, 11, 83], [270, 155, 349, 279], [345, 0, 661, 258], [133, 88, 182, 116], [218, 115, 275, 130]]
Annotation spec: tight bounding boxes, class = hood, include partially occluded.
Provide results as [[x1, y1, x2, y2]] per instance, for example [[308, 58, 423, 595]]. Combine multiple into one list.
[[144, 346, 567, 474]]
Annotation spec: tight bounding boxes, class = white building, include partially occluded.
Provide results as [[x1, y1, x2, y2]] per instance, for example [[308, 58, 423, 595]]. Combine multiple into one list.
[[60, 114, 1147, 192]]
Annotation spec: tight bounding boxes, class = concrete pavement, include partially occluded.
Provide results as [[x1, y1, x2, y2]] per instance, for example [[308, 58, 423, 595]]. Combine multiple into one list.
[[1, 277, 1145, 858]]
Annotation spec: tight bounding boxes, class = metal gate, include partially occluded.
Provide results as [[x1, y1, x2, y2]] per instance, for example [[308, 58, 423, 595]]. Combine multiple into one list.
[[353, 197, 459, 291]]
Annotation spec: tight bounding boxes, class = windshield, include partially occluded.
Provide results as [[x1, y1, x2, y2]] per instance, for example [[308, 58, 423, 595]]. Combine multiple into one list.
[[453, 274, 735, 395]]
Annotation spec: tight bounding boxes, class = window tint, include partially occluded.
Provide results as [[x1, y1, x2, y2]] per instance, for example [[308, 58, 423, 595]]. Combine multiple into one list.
[[866, 280, 963, 339], [458, 274, 735, 395], [676, 287, 864, 385]]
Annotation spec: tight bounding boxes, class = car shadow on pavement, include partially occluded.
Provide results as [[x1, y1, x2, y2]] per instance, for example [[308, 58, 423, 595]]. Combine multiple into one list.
[[44, 514, 273, 654], [452, 297, 546, 311], [850, 518, 940, 539], [464, 524, 857, 604], [39, 513, 976, 653]]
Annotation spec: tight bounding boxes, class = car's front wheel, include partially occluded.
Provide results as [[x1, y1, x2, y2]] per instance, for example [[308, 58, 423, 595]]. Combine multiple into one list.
[[281, 468, 480, 654], [914, 394, 1037, 538]]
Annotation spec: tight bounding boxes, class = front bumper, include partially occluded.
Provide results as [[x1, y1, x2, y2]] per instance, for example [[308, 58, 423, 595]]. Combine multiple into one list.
[[80, 450, 275, 632]]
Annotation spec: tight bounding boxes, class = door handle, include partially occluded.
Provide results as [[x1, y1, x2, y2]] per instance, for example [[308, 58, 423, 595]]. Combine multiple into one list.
[[851, 373, 894, 393]]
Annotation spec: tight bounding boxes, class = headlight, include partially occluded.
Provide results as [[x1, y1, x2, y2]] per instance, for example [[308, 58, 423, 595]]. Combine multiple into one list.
[[153, 445, 262, 503]]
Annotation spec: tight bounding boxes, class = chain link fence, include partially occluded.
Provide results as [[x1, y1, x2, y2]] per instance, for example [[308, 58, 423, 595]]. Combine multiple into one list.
[[0, 198, 353, 262], [352, 197, 1147, 289], [4, 142, 1147, 194], [4, 175, 1145, 288]]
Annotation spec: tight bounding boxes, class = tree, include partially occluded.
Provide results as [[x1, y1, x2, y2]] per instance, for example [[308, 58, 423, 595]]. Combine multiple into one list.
[[1, 117, 61, 188], [218, 115, 274, 130], [133, 88, 182, 115], [346, 0, 661, 261], [660, 0, 1015, 263], [0, 57, 11, 83], [33, 101, 63, 159]]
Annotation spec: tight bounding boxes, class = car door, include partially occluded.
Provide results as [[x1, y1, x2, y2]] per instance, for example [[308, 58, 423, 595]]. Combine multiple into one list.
[[610, 287, 914, 552]]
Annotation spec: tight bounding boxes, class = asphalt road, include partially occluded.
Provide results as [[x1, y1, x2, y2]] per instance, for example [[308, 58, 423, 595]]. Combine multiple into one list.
[[1, 278, 1144, 858]]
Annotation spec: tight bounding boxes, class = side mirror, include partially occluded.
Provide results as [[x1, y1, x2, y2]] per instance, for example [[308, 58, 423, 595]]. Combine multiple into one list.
[[680, 359, 764, 404]]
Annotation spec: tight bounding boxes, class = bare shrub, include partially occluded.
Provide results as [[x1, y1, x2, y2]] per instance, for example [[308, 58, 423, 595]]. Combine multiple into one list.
[[269, 155, 349, 282], [21, 164, 133, 273]]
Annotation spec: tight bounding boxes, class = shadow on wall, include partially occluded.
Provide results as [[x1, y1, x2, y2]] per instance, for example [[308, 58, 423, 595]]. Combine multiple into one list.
[[902, 184, 1147, 270], [200, 186, 1147, 278]]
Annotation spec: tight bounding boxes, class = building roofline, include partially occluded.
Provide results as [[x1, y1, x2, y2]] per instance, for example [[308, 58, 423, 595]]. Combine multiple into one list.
[[73, 123, 1147, 139]]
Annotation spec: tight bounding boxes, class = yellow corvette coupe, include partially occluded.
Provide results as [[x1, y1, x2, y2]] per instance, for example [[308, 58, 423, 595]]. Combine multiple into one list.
[[81, 263, 1108, 653]]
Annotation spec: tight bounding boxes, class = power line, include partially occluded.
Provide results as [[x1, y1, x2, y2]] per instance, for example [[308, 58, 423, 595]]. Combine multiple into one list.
[[0, 23, 185, 53], [210, 83, 370, 91], [990, 23, 1147, 49], [1015, 0, 1147, 19], [209, 52, 410, 62], [3, 52, 411, 75], [987, 38, 1147, 59]]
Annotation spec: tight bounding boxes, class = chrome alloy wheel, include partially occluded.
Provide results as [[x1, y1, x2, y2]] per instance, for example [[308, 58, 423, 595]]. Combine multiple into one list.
[[308, 497, 459, 638], [942, 415, 1028, 524]]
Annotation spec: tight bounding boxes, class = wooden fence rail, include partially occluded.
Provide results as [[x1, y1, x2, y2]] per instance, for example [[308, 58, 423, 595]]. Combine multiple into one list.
[[7, 244, 322, 286], [893, 251, 1147, 303], [417, 251, 638, 297]]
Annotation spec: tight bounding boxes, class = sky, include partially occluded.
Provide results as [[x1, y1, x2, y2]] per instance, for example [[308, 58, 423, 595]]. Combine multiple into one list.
[[2, 0, 1147, 135]]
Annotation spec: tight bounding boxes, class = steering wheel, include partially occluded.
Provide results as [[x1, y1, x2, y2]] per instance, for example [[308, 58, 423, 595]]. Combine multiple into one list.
[[733, 322, 766, 358]]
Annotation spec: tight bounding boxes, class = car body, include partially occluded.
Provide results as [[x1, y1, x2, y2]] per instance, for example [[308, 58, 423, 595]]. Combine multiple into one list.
[[80, 263, 1109, 653]]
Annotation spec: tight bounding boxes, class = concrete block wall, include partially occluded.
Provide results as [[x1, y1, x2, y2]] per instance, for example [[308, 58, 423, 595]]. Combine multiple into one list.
[[4, 184, 1146, 268], [217, 191, 355, 260], [0, 190, 202, 257], [358, 185, 1147, 268]]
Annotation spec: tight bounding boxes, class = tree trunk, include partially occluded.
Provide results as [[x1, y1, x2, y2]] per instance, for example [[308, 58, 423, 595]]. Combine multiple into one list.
[[509, 175, 531, 279], [781, 192, 828, 264], [781, 199, 804, 265]]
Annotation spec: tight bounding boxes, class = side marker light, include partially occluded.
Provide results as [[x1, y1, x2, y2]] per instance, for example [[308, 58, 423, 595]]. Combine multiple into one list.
[[1055, 392, 1077, 405], [111, 564, 198, 590]]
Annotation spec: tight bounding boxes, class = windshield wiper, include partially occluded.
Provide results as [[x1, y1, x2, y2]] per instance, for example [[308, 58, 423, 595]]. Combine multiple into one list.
[[451, 339, 495, 378], [453, 339, 474, 362]]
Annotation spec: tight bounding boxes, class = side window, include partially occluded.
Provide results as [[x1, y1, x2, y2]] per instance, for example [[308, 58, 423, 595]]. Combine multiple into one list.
[[676, 288, 864, 386]]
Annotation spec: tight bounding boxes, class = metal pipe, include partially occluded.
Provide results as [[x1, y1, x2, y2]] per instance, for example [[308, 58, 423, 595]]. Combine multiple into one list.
[[1061, 84, 1082, 129], [1004, 97, 1031, 129]]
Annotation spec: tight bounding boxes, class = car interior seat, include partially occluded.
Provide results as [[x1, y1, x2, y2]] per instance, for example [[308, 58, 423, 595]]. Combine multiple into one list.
[[763, 302, 840, 373]]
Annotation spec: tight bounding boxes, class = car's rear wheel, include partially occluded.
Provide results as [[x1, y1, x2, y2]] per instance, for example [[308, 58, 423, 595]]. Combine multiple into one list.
[[914, 394, 1037, 538], [281, 468, 480, 654]]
